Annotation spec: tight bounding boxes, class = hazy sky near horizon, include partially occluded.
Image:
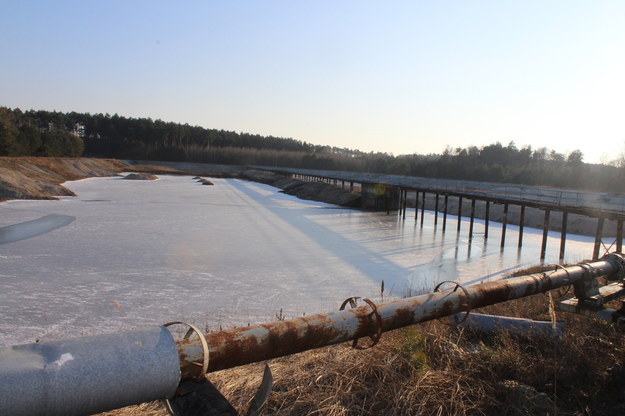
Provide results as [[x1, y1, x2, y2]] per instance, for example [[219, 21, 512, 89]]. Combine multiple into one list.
[[1, 1, 624, 163]]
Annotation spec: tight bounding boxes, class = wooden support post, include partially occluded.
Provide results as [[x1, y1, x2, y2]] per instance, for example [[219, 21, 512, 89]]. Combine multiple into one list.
[[434, 193, 439, 226], [457, 197, 463, 232], [484, 201, 490, 239], [559, 211, 568, 262], [402, 189, 407, 219], [415, 191, 419, 220], [593, 217, 605, 260], [420, 192, 425, 226], [350, 182, 354, 192], [442, 195, 449, 232], [469, 199, 476, 240], [618, 220, 623, 253], [500, 203, 509, 248], [540, 209, 551, 262], [341, 180, 345, 189], [518, 205, 526, 248]]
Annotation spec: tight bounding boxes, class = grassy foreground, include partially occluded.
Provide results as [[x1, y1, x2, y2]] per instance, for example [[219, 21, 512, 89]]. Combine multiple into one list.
[[97, 292, 625, 416]]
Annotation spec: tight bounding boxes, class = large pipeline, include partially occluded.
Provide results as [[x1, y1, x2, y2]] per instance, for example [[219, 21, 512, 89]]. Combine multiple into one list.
[[177, 254, 625, 376], [1, 255, 624, 415]]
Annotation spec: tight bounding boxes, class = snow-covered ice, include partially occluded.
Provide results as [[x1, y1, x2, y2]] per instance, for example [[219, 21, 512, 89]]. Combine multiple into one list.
[[0, 175, 598, 346]]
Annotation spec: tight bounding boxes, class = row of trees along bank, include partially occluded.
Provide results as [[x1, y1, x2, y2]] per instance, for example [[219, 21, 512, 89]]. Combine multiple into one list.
[[1, 106, 624, 193]]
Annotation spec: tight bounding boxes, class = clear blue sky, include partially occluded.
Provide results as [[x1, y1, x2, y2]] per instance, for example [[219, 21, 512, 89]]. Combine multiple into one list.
[[1, 1, 624, 163]]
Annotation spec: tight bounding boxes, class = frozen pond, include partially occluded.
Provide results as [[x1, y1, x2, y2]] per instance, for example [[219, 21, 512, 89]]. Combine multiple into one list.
[[0, 175, 599, 347]]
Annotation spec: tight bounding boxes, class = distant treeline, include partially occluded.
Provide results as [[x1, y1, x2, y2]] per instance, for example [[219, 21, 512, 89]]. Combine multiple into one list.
[[0, 107, 84, 157], [1, 106, 624, 192]]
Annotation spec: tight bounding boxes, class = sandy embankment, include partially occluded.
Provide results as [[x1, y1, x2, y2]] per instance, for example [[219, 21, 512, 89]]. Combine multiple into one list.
[[0, 157, 361, 207], [0, 157, 362, 206], [0, 157, 129, 200], [0, 158, 236, 201]]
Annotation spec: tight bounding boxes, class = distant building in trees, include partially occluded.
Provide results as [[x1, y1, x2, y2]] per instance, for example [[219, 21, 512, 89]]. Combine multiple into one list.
[[71, 123, 85, 138]]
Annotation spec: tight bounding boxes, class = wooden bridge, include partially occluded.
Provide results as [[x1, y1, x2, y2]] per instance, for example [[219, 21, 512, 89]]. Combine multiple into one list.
[[253, 166, 625, 262]]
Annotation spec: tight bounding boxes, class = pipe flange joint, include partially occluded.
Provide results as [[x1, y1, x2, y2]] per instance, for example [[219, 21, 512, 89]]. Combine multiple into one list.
[[433, 280, 472, 325], [163, 321, 210, 380], [602, 253, 625, 282], [339, 297, 383, 349]]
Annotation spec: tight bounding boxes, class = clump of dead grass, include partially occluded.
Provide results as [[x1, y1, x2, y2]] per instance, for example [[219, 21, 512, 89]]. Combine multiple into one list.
[[211, 326, 493, 416]]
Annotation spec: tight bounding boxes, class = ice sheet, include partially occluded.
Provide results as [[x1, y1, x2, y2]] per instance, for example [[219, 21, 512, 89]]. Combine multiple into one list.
[[0, 175, 598, 346]]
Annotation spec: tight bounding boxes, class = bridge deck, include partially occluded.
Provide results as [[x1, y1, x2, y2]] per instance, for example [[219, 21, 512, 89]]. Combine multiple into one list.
[[254, 166, 625, 221]]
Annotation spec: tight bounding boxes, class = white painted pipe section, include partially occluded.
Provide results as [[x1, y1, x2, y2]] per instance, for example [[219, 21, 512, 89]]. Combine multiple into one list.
[[0, 326, 180, 416], [451, 313, 564, 338]]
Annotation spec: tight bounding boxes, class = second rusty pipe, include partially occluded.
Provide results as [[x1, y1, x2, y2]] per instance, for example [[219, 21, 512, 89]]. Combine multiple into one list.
[[178, 255, 625, 377]]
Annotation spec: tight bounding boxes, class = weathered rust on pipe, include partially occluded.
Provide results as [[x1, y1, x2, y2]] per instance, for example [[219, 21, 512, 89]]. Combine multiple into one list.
[[178, 255, 625, 378]]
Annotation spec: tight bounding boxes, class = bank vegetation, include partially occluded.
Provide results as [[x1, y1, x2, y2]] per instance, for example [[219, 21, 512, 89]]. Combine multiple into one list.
[[2, 107, 625, 193]]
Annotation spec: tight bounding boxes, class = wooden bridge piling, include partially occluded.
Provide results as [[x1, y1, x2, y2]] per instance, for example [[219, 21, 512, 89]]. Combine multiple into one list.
[[457, 197, 463, 232], [593, 217, 605, 260], [540, 209, 551, 262], [559, 211, 569, 261], [402, 189, 408, 219], [434, 193, 439, 227], [420, 191, 425, 226], [484, 201, 490, 239], [469, 199, 476, 240], [414, 191, 419, 220], [500, 203, 509, 248], [518, 205, 526, 248], [442, 195, 449, 232], [617, 220, 623, 253]]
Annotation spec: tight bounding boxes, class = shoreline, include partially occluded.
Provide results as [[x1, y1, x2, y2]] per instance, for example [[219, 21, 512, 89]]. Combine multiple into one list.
[[0, 157, 615, 237]]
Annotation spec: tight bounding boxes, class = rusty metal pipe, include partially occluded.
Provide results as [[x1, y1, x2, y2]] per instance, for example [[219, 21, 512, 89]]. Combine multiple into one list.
[[178, 255, 625, 376]]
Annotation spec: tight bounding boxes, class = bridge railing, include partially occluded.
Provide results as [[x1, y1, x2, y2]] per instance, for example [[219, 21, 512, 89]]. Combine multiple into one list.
[[256, 166, 625, 214]]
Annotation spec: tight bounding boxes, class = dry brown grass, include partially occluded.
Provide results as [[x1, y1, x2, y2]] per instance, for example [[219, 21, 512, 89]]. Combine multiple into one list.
[[212, 329, 492, 416], [0, 157, 129, 200], [98, 293, 625, 416], [95, 402, 166, 416]]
